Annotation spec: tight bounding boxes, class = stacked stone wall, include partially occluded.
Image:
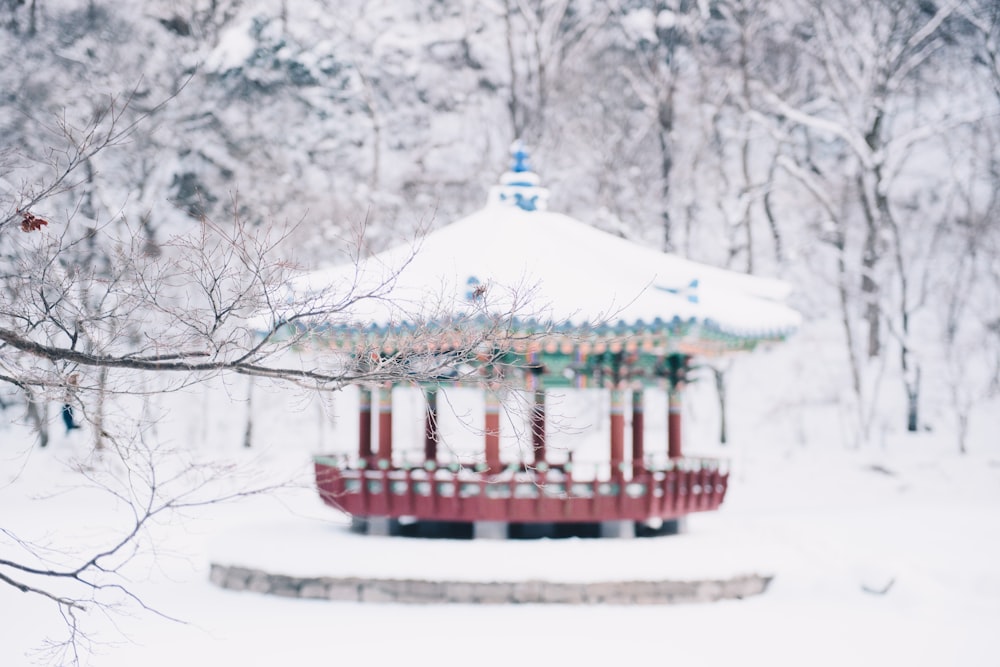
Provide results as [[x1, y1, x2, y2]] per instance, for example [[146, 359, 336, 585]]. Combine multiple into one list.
[[210, 563, 771, 604]]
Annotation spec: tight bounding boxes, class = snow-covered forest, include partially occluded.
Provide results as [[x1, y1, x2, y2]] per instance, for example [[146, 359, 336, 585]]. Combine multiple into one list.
[[2, 1, 1000, 665], [4, 0, 998, 446]]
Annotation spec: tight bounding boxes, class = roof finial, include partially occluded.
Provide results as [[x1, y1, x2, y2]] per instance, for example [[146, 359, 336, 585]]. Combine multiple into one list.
[[511, 140, 531, 173], [487, 140, 550, 212]]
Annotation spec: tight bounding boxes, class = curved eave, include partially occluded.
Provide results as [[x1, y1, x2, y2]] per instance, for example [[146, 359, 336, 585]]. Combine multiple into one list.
[[288, 314, 796, 356]]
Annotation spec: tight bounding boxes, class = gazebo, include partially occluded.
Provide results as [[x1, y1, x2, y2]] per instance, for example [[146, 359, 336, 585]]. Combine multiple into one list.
[[309, 145, 800, 539]]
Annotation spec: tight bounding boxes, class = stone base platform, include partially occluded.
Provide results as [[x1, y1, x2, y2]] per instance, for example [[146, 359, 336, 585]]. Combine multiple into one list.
[[209, 563, 772, 605], [206, 516, 778, 606]]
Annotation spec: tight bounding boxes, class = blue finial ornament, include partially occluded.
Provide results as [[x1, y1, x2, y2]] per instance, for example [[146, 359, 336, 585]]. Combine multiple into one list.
[[487, 140, 550, 211], [511, 141, 531, 173]]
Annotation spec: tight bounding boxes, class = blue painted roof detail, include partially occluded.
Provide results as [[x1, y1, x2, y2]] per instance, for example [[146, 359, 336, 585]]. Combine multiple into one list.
[[656, 279, 700, 304]]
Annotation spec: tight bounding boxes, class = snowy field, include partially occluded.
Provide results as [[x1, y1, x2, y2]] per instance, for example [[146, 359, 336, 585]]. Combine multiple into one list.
[[2, 324, 999, 667]]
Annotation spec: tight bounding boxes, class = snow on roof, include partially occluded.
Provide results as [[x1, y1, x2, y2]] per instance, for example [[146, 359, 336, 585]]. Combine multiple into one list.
[[302, 148, 801, 342]]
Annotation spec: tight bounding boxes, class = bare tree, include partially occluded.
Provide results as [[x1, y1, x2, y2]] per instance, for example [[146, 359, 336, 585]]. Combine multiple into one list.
[[1, 437, 287, 665], [499, 0, 608, 143], [0, 93, 535, 663], [609, 0, 706, 253], [753, 0, 964, 435], [700, 0, 799, 272]]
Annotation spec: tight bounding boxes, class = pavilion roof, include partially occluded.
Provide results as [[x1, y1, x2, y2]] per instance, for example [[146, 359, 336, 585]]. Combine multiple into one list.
[[298, 147, 800, 354]]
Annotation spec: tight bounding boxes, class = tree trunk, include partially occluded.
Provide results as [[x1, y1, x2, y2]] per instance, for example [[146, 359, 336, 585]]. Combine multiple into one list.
[[905, 366, 920, 433], [25, 388, 49, 448], [82, 159, 96, 220], [835, 234, 863, 402], [859, 108, 889, 360], [243, 377, 254, 448], [737, 20, 754, 274], [957, 411, 968, 455], [93, 367, 108, 451], [531, 17, 547, 140], [502, 0, 523, 139], [739, 121, 754, 274], [658, 95, 675, 253], [859, 188, 881, 358], [713, 366, 728, 445]]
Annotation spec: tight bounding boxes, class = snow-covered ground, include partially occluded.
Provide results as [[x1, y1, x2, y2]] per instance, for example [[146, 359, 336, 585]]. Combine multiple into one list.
[[2, 324, 999, 666]]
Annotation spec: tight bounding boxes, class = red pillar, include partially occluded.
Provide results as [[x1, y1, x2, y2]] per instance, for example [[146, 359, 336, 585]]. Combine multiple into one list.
[[531, 388, 546, 466], [485, 389, 501, 473], [632, 389, 645, 476], [358, 387, 372, 463], [424, 387, 438, 465], [668, 389, 682, 459], [377, 385, 393, 465], [610, 388, 625, 478]]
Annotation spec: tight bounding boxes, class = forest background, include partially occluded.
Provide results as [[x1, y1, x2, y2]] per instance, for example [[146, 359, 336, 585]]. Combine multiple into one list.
[[4, 0, 998, 451]]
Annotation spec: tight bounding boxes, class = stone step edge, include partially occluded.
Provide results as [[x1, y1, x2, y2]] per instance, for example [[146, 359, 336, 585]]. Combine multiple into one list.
[[209, 563, 772, 604]]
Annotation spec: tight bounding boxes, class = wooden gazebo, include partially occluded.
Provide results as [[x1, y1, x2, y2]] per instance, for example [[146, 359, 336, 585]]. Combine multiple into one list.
[[309, 145, 799, 538]]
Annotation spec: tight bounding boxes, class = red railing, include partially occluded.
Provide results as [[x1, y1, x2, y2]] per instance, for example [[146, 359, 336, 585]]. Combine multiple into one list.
[[314, 456, 728, 523]]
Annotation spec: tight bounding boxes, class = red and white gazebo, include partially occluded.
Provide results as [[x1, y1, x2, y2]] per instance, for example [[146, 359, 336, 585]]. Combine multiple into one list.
[[306, 145, 800, 538]]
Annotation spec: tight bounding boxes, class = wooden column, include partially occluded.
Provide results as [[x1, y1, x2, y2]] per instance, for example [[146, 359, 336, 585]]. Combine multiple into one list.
[[668, 389, 682, 459], [377, 384, 393, 465], [485, 389, 501, 473], [424, 387, 438, 465], [531, 388, 546, 466], [358, 387, 372, 463], [631, 388, 645, 476], [609, 388, 626, 478]]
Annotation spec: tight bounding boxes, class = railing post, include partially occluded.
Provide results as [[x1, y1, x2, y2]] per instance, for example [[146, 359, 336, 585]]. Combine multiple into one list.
[[358, 387, 372, 465], [378, 384, 393, 465], [668, 389, 682, 459], [531, 387, 546, 468], [631, 388, 645, 477], [485, 388, 502, 474], [424, 386, 438, 465], [610, 387, 625, 480]]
